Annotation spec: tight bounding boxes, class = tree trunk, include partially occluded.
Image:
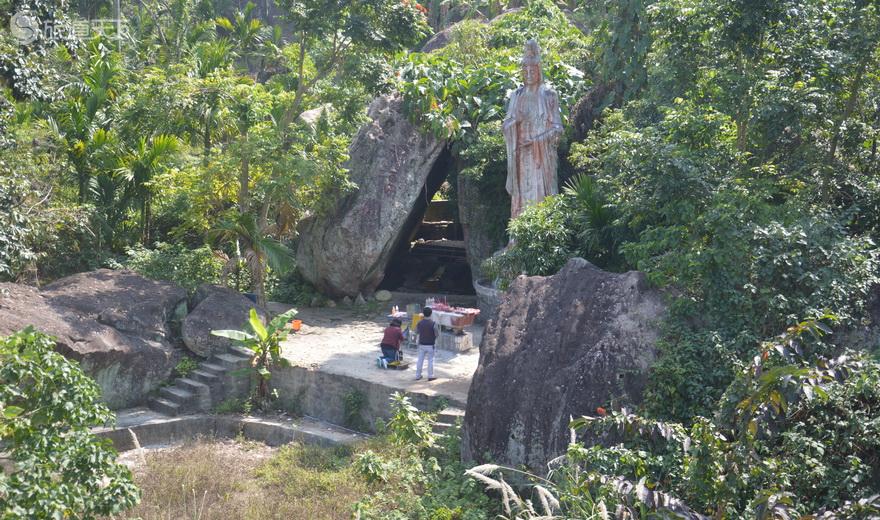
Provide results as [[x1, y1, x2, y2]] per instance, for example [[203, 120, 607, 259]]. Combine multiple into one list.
[[77, 170, 87, 204], [256, 349, 270, 402], [202, 117, 211, 166], [239, 130, 250, 214], [828, 59, 868, 162], [142, 192, 152, 246], [254, 254, 266, 309]]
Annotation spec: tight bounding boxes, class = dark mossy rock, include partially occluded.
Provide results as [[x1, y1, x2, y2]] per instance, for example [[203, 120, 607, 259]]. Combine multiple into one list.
[[181, 284, 267, 357], [461, 258, 666, 471], [0, 269, 188, 409]]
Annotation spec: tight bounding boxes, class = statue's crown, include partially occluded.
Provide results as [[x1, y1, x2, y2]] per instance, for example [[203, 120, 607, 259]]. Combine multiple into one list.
[[521, 39, 541, 65]]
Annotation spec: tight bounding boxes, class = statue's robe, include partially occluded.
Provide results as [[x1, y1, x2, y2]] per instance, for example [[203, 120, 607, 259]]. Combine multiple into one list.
[[502, 84, 563, 220]]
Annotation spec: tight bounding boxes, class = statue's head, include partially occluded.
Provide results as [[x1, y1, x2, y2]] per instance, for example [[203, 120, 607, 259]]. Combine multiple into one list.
[[520, 39, 543, 86]]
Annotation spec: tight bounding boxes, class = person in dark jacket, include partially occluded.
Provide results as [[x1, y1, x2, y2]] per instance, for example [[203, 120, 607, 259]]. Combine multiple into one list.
[[378, 318, 405, 369], [415, 307, 440, 381]]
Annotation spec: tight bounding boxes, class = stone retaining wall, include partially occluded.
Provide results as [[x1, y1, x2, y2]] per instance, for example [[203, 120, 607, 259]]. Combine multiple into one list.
[[272, 365, 458, 432]]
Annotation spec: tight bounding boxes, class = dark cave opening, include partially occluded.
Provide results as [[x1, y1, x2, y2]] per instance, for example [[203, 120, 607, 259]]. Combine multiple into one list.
[[378, 149, 475, 295]]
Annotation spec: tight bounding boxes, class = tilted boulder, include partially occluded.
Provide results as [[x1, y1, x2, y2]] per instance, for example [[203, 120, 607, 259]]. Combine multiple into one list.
[[181, 284, 267, 357], [296, 94, 448, 297], [461, 258, 666, 471], [0, 269, 188, 409]]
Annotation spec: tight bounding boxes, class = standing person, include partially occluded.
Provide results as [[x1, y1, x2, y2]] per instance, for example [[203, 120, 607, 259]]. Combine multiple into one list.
[[378, 318, 405, 369], [415, 307, 440, 381]]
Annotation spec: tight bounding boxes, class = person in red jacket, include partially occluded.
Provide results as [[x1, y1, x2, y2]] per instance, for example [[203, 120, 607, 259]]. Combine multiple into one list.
[[378, 318, 405, 369]]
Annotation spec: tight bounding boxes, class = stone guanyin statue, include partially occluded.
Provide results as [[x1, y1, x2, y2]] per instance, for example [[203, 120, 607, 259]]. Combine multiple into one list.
[[502, 39, 564, 221]]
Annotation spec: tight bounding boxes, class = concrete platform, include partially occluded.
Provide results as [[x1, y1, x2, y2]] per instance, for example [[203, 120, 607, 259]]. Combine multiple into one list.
[[99, 302, 482, 449], [277, 305, 481, 407]]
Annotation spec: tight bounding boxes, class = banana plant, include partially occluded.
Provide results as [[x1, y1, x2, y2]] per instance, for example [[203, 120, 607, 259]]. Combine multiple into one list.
[[211, 307, 297, 406]]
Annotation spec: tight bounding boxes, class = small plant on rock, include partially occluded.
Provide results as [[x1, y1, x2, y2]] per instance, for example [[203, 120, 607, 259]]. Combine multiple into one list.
[[211, 308, 297, 408], [174, 356, 199, 378]]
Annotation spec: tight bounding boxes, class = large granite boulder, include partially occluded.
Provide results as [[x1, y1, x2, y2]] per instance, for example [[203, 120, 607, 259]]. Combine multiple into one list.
[[457, 172, 508, 283], [461, 258, 666, 471], [0, 269, 188, 409], [182, 284, 267, 357], [296, 94, 448, 297]]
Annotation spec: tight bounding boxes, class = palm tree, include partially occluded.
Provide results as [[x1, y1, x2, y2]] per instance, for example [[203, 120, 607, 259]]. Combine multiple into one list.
[[215, 2, 266, 75], [116, 134, 179, 245], [207, 212, 294, 308], [49, 48, 120, 204], [192, 38, 236, 78], [563, 173, 626, 269]]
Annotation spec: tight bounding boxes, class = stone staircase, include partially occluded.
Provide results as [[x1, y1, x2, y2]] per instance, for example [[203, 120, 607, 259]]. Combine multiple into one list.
[[149, 345, 254, 416], [432, 406, 465, 434]]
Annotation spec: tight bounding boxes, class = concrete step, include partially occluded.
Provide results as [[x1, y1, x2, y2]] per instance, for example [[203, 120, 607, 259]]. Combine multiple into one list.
[[95, 412, 370, 452], [228, 345, 255, 359], [148, 397, 180, 416], [159, 385, 194, 404], [212, 353, 251, 369], [432, 421, 454, 434], [190, 369, 219, 384], [437, 407, 465, 424], [177, 378, 208, 393], [199, 362, 226, 375]]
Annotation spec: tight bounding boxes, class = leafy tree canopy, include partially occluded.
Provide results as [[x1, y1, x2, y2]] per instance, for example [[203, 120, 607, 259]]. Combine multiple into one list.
[[0, 327, 139, 518]]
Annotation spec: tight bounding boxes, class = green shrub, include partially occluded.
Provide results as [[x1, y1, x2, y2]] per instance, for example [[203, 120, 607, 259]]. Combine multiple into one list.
[[343, 389, 369, 432], [482, 195, 574, 288], [354, 394, 496, 519], [174, 356, 200, 378], [482, 174, 628, 288], [0, 327, 140, 517], [213, 397, 252, 415], [467, 318, 880, 518], [267, 268, 318, 306], [124, 241, 222, 292]]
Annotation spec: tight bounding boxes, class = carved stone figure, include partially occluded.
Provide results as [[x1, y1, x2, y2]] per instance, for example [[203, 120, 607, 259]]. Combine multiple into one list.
[[503, 39, 564, 220]]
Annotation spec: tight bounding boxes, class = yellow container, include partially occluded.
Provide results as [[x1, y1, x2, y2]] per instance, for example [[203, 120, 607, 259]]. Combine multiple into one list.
[[411, 313, 423, 330]]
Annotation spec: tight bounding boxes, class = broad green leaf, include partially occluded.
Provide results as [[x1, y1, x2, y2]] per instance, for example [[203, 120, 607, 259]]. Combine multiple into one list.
[[249, 308, 268, 341], [3, 405, 24, 419], [268, 308, 298, 334], [210, 329, 255, 341]]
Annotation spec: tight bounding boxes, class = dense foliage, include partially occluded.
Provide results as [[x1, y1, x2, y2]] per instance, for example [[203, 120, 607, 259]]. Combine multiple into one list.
[[354, 393, 497, 519], [469, 318, 880, 518], [0, 328, 139, 518], [478, 0, 880, 422], [123, 241, 222, 291], [0, 0, 428, 302], [3, 0, 880, 516]]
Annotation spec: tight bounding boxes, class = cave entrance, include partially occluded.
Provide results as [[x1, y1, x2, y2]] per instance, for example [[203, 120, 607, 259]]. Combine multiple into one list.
[[378, 148, 476, 295]]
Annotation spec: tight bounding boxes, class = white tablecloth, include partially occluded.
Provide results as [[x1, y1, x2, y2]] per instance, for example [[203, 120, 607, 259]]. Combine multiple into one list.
[[430, 309, 465, 327]]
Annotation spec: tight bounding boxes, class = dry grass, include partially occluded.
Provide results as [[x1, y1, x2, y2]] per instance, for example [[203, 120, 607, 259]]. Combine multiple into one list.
[[114, 437, 370, 520]]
